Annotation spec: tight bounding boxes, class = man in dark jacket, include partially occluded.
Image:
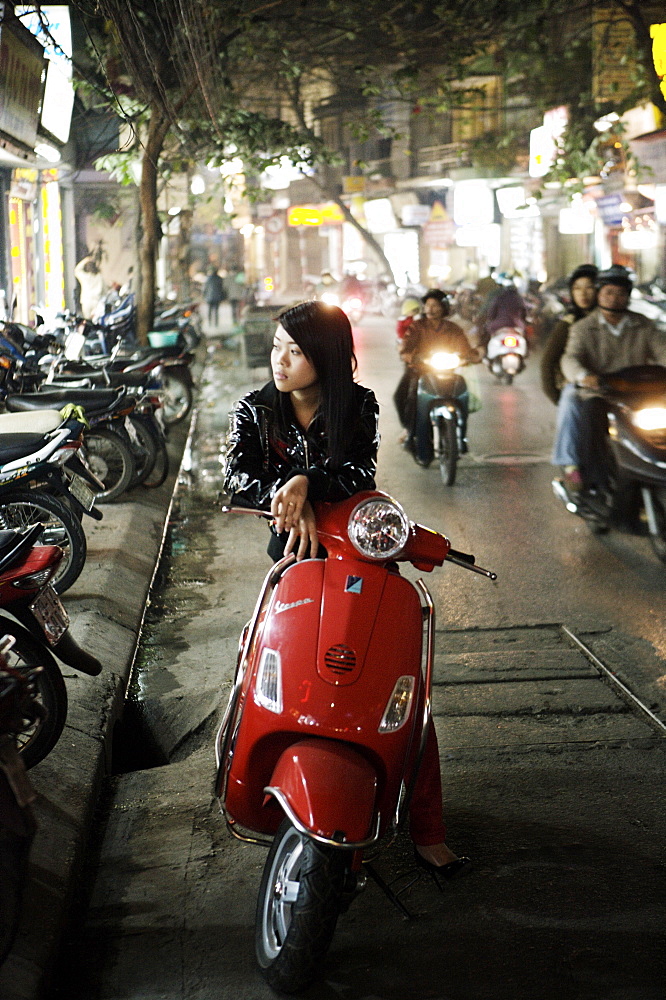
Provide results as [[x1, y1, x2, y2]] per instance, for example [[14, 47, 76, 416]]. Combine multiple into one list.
[[203, 267, 226, 326]]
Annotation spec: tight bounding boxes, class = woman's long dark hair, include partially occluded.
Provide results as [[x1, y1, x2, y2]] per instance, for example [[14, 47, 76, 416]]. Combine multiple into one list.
[[275, 301, 357, 467]]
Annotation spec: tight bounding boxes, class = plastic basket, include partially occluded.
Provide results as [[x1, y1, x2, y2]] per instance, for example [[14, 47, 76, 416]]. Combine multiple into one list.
[[147, 330, 180, 348]]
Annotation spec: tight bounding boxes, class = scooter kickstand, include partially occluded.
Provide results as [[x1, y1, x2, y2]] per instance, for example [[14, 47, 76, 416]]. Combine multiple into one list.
[[364, 862, 414, 920]]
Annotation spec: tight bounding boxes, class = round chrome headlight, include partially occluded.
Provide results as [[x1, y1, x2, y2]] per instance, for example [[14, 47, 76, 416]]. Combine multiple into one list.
[[348, 497, 410, 560]]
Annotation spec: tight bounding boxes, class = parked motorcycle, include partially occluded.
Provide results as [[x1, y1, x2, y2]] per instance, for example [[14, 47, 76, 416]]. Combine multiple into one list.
[[552, 365, 666, 562], [4, 386, 137, 503], [0, 642, 39, 966], [483, 326, 529, 385], [215, 490, 496, 992], [411, 351, 474, 485], [0, 523, 102, 767], [0, 408, 102, 593]]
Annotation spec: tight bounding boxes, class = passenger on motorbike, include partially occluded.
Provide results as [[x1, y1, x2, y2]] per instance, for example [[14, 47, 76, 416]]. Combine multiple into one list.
[[552, 265, 666, 494], [540, 264, 597, 404], [395, 289, 479, 461], [224, 299, 471, 874]]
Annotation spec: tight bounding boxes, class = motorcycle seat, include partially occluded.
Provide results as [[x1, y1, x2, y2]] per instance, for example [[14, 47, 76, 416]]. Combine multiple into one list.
[[0, 409, 63, 434], [49, 370, 150, 389], [0, 432, 54, 462], [0, 524, 43, 571], [5, 388, 126, 415]]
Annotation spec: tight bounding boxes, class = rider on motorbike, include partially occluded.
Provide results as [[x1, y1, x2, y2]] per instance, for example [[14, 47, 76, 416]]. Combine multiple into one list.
[[552, 265, 666, 495], [395, 289, 479, 462]]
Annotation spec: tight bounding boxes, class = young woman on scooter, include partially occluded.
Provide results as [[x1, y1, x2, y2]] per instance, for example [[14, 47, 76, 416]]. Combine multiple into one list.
[[224, 299, 470, 876]]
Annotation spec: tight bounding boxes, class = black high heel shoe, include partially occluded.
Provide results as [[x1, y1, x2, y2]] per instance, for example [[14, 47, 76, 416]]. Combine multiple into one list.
[[413, 849, 473, 890]]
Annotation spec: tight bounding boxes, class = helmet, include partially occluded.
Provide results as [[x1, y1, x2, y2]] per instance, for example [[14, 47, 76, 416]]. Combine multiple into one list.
[[596, 265, 633, 293], [401, 296, 421, 317], [421, 288, 450, 316], [568, 264, 598, 289]]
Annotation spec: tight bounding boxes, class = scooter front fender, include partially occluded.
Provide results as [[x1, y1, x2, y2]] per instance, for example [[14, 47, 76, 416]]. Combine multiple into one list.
[[265, 738, 379, 847]]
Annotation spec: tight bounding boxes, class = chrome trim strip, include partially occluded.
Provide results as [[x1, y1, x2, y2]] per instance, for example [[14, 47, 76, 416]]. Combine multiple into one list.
[[214, 554, 294, 784], [264, 786, 382, 849]]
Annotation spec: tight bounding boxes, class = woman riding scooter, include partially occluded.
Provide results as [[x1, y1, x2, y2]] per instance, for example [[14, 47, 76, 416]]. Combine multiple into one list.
[[224, 299, 471, 874]]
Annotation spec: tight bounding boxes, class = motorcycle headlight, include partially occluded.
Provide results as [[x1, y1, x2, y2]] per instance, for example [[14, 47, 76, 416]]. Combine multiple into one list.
[[321, 292, 340, 307], [428, 352, 460, 371], [632, 406, 666, 431], [348, 496, 410, 560]]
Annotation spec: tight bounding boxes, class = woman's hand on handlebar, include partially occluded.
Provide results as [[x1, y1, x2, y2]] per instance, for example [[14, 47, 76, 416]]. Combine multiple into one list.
[[271, 476, 319, 560]]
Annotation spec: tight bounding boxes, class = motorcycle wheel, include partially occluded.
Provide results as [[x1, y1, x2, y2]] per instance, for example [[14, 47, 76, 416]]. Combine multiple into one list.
[[648, 487, 666, 563], [437, 416, 458, 487], [161, 371, 193, 425], [0, 616, 68, 769], [0, 490, 87, 594], [126, 415, 157, 487], [501, 373, 514, 386], [142, 437, 169, 489], [82, 427, 134, 502], [255, 818, 346, 993]]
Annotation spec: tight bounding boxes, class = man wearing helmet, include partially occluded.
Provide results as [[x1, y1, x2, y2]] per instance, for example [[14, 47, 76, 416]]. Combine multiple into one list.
[[553, 265, 666, 493]]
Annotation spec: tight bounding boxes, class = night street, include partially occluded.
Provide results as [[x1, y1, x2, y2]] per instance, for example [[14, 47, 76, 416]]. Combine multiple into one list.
[[49, 317, 666, 1000]]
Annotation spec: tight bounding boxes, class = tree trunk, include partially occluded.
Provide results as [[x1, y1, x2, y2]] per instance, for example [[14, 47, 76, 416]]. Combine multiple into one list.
[[620, 1, 666, 117], [137, 107, 171, 344]]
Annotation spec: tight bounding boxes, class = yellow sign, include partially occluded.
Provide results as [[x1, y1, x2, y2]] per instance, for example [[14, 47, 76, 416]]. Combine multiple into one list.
[[651, 23, 666, 98], [429, 200, 449, 222], [343, 176, 366, 194], [288, 203, 345, 227]]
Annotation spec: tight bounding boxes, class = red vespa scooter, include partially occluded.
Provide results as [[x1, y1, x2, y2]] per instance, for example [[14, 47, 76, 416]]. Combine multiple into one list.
[[215, 490, 495, 993]]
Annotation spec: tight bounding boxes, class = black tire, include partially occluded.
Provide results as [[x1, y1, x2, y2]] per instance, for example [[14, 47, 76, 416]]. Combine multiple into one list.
[[161, 371, 193, 425], [648, 487, 666, 563], [502, 373, 514, 386], [255, 819, 346, 993], [0, 617, 68, 768], [0, 490, 87, 594], [437, 416, 458, 486], [126, 415, 157, 487], [82, 427, 134, 502], [142, 437, 169, 488]]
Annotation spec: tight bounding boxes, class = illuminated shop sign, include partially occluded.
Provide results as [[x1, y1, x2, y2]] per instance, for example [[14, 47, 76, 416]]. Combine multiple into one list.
[[651, 23, 666, 99], [0, 20, 45, 149], [288, 203, 345, 226], [17, 5, 74, 144]]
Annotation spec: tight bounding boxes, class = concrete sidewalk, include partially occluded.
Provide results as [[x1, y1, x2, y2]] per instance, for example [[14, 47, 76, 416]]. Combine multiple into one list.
[[0, 376, 199, 1000]]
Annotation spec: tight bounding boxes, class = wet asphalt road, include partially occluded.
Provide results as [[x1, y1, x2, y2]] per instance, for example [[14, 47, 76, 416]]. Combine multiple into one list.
[[50, 317, 666, 1000]]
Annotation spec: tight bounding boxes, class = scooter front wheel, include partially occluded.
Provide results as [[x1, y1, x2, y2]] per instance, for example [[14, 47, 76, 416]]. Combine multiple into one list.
[[255, 818, 346, 993], [436, 416, 458, 486], [648, 487, 666, 563]]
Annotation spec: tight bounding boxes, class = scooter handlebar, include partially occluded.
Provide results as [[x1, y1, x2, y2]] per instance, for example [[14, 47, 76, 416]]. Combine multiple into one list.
[[446, 547, 497, 580]]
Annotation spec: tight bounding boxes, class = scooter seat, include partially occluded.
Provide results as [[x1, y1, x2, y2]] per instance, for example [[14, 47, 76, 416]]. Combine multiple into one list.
[[0, 409, 63, 434], [5, 388, 125, 414]]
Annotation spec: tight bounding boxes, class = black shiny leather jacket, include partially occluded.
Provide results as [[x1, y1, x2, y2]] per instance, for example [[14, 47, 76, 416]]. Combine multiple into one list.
[[223, 381, 379, 510]]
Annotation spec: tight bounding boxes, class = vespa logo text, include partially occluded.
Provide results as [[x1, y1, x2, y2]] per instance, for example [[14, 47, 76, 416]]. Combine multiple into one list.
[[274, 598, 314, 614]]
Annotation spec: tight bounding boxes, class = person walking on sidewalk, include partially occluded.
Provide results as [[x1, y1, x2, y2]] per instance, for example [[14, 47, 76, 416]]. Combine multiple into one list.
[[203, 267, 226, 327], [223, 299, 471, 876]]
